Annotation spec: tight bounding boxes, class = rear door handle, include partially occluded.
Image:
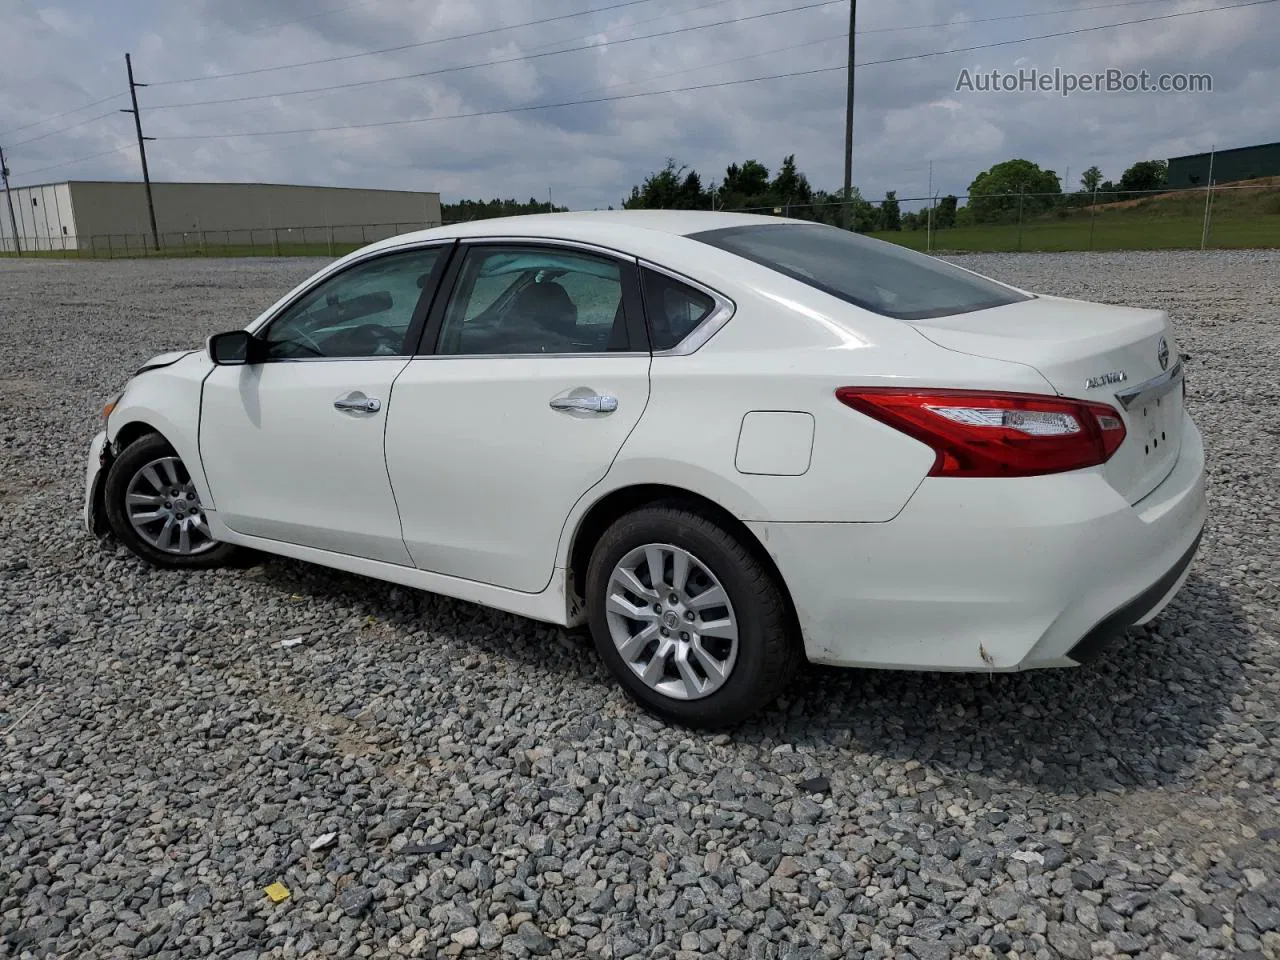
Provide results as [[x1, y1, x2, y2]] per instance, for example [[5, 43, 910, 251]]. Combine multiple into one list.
[[334, 395, 381, 414], [549, 395, 618, 414]]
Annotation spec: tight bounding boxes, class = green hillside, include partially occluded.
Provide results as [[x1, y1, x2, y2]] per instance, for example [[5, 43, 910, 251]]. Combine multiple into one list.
[[874, 178, 1280, 253]]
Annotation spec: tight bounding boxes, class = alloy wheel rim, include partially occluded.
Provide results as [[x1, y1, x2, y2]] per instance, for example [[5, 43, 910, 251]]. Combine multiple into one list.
[[124, 456, 217, 556], [605, 543, 739, 701]]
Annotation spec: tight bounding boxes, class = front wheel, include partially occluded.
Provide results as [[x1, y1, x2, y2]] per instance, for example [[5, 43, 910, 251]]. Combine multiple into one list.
[[103, 433, 238, 569], [585, 504, 799, 728]]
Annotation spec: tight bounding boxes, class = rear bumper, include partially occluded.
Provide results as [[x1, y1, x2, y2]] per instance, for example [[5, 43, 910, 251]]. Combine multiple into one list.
[[1065, 525, 1202, 664], [748, 412, 1208, 671]]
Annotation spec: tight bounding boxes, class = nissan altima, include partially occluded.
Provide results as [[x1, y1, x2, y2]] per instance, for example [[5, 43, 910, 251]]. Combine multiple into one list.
[[84, 211, 1207, 727]]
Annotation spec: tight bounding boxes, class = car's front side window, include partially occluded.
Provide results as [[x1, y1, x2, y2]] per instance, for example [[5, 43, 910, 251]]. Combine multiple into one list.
[[263, 248, 443, 359], [435, 246, 629, 355]]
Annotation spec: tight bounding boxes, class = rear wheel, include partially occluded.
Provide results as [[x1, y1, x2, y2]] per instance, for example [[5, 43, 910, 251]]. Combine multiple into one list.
[[103, 433, 238, 569], [585, 504, 798, 728]]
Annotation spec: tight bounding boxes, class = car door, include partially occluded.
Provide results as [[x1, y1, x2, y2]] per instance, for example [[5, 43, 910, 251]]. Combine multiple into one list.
[[199, 243, 452, 564], [384, 240, 652, 593]]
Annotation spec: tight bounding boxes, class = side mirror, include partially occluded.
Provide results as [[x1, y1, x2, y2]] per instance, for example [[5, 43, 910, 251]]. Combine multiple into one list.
[[208, 330, 257, 365]]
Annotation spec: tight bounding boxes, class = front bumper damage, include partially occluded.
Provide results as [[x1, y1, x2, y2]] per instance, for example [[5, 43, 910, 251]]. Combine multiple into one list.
[[84, 430, 113, 538]]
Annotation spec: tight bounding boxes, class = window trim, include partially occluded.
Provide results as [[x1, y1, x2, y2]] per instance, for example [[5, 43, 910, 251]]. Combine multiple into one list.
[[247, 240, 457, 363], [638, 260, 736, 357], [413, 237, 650, 358]]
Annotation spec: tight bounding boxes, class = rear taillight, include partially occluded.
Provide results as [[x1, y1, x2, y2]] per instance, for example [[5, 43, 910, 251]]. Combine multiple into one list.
[[835, 387, 1126, 478]]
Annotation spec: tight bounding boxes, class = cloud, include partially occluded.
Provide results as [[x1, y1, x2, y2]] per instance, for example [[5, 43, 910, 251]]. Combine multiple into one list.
[[1, 0, 1276, 209]]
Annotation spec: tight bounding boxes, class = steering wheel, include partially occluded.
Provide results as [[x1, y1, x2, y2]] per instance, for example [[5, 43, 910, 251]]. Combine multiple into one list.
[[291, 329, 326, 356], [268, 327, 324, 358], [345, 322, 405, 354]]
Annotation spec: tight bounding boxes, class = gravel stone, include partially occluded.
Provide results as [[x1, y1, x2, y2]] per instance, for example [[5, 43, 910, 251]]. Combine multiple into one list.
[[451, 927, 480, 948], [517, 921, 554, 955], [337, 884, 373, 918], [1, 251, 1278, 959], [1110, 892, 1151, 917]]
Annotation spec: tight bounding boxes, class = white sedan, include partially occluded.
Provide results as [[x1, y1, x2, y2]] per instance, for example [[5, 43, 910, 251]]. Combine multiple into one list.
[[84, 211, 1207, 727]]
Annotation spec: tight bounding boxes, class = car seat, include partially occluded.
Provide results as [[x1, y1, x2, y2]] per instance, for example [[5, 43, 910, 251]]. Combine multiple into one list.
[[508, 280, 577, 337]]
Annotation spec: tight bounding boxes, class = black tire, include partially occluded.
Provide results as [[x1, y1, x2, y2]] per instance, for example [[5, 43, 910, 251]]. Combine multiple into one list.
[[103, 433, 238, 570], [585, 503, 799, 728]]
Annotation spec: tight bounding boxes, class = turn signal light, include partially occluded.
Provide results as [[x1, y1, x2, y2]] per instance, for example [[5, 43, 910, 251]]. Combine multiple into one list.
[[836, 387, 1127, 478]]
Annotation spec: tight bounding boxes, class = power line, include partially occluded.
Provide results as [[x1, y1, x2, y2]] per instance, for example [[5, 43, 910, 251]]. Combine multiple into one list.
[[860, 0, 1181, 34], [855, 0, 1275, 67], [149, 0, 1188, 112], [158, 66, 845, 141], [11, 144, 134, 182], [0, 0, 1172, 145], [606, 34, 840, 91], [148, 0, 668, 85], [149, 0, 1181, 94], [145, 0, 844, 110], [0, 92, 125, 139], [161, 0, 738, 127], [0, 2, 389, 138], [513, 0, 736, 56], [556, 0, 1185, 94], [237, 0, 387, 36], [11, 110, 121, 148], [153, 0, 1275, 142]]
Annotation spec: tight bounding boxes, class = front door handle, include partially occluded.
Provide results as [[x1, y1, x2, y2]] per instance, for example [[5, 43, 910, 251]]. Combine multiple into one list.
[[550, 394, 618, 414], [334, 395, 381, 414]]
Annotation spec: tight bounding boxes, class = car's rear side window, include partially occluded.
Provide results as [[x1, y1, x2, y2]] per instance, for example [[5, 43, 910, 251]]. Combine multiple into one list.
[[690, 222, 1030, 321], [641, 268, 717, 351]]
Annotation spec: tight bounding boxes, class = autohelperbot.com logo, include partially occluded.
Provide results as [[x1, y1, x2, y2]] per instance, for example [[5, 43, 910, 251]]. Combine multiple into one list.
[[956, 67, 1213, 97]]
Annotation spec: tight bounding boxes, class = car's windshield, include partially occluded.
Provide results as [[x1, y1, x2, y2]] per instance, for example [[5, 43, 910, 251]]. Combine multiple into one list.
[[690, 222, 1031, 320]]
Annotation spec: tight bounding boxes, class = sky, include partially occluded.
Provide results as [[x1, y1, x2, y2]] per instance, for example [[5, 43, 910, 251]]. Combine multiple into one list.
[[0, 0, 1277, 211]]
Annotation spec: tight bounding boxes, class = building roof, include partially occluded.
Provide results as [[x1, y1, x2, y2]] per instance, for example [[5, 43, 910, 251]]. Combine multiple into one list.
[[1169, 141, 1280, 162], [9, 178, 439, 194]]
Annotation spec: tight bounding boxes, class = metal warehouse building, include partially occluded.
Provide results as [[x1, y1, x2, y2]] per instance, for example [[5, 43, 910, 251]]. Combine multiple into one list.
[[0, 180, 442, 254], [1167, 141, 1280, 189]]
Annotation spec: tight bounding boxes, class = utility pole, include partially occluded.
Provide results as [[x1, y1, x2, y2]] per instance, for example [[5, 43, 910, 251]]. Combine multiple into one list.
[[122, 53, 159, 251], [1200, 144, 1216, 250], [0, 145, 20, 255], [841, 0, 856, 229], [926, 159, 934, 253]]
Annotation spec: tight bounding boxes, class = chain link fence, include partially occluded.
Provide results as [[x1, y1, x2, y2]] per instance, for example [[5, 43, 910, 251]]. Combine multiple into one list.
[[723, 180, 1280, 253], [3, 180, 1278, 258], [0, 220, 443, 258]]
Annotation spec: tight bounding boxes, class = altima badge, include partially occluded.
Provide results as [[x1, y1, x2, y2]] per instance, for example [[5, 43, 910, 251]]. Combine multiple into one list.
[[1084, 370, 1128, 389]]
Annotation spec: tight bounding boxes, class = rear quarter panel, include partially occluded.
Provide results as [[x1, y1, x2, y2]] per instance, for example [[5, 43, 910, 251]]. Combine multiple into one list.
[[603, 262, 1060, 524]]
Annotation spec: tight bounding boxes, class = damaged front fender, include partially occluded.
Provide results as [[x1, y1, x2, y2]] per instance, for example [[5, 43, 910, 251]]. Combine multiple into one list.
[[83, 431, 113, 538]]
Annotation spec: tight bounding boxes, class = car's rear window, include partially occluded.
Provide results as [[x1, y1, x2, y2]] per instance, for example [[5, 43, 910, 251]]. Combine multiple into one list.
[[690, 222, 1031, 320]]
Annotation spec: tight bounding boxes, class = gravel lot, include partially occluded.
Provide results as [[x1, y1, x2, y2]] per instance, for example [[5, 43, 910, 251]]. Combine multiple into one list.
[[2, 250, 1278, 960]]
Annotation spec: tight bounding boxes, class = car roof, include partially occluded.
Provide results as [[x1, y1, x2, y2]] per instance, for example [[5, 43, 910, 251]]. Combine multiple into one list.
[[368, 209, 791, 253]]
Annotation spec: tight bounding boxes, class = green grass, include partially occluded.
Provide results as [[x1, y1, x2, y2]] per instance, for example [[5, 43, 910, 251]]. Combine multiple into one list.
[[872, 214, 1280, 253], [871, 181, 1280, 253]]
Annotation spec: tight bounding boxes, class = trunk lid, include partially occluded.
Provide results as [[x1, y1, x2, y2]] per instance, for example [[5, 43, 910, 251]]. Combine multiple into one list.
[[909, 294, 1184, 504]]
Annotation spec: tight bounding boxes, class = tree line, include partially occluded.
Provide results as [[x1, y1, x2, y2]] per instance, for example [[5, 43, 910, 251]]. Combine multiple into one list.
[[618, 154, 1173, 231], [442, 198, 567, 222], [439, 154, 1173, 232]]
